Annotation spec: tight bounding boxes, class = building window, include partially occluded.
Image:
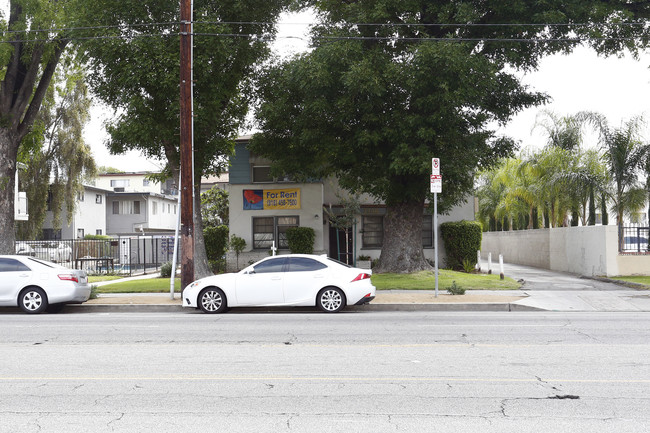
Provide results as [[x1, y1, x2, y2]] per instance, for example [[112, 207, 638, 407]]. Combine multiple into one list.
[[143, 179, 150, 187], [112, 200, 141, 214], [362, 215, 383, 248], [77, 191, 85, 202], [252, 166, 273, 183], [110, 179, 130, 188], [77, 229, 84, 239], [42, 228, 62, 240], [95, 194, 103, 204], [96, 229, 103, 235], [152, 201, 158, 215], [422, 215, 433, 248], [252, 216, 299, 249]]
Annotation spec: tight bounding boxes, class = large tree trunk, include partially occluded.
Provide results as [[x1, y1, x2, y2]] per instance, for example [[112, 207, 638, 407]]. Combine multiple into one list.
[[373, 199, 432, 274], [0, 130, 19, 254], [193, 182, 213, 278]]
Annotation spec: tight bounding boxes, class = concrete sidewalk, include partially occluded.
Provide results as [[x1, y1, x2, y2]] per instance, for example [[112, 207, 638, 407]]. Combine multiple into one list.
[[72, 263, 650, 313]]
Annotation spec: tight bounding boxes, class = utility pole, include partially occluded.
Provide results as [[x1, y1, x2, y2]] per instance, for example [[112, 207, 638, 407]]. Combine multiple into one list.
[[179, 0, 194, 290]]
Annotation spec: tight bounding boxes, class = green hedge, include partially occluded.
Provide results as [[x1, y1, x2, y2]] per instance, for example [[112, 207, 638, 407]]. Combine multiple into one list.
[[286, 227, 315, 254], [204, 225, 229, 260], [440, 220, 482, 271]]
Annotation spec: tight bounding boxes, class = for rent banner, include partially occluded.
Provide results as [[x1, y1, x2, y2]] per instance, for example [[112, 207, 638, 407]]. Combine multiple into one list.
[[243, 188, 301, 210]]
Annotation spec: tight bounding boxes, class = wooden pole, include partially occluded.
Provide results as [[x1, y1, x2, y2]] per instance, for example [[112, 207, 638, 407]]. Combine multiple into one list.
[[180, 0, 194, 290]]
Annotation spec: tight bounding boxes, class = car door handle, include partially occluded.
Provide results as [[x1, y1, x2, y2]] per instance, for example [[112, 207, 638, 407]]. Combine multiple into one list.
[[271, 276, 281, 280], [19, 274, 29, 277], [313, 274, 324, 278]]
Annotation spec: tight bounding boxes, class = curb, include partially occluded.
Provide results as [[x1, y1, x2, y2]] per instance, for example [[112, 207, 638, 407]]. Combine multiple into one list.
[[59, 302, 545, 314], [581, 275, 650, 290]]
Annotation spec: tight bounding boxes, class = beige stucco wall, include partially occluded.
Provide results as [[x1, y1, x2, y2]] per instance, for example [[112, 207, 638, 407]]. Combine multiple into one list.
[[482, 225, 650, 277], [229, 183, 326, 253]]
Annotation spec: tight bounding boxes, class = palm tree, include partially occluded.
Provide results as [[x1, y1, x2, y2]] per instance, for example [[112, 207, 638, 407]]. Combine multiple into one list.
[[585, 113, 648, 251], [533, 110, 588, 151]]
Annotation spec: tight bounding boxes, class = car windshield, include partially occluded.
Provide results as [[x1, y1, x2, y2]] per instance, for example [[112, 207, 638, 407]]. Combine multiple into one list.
[[326, 258, 352, 268]]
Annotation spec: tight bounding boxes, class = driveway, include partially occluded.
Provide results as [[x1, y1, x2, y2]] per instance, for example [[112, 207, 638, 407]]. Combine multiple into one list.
[[478, 260, 650, 311], [487, 261, 629, 291]]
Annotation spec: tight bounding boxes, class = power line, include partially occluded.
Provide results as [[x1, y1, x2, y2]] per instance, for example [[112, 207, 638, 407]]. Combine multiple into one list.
[[1, 19, 648, 36], [1, 20, 649, 44]]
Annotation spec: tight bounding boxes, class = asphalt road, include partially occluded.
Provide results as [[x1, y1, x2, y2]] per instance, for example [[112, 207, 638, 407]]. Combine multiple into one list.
[[1, 311, 649, 432]]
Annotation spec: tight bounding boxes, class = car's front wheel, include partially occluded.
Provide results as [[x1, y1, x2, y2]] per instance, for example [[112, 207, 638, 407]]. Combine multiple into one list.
[[19, 287, 48, 314], [317, 287, 346, 313], [198, 287, 228, 314]]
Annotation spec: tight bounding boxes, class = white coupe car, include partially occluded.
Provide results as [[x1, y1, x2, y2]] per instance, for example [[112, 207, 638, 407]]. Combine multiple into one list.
[[183, 254, 376, 313], [0, 255, 91, 314]]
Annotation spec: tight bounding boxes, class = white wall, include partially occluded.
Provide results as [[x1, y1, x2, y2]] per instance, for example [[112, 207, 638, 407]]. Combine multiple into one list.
[[95, 173, 163, 194], [482, 226, 650, 277]]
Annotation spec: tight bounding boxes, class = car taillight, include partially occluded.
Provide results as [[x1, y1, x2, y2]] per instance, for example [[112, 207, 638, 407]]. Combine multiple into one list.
[[351, 273, 371, 282], [58, 274, 79, 283]]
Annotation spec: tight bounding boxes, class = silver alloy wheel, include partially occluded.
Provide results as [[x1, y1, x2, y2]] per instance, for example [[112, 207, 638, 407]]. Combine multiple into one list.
[[200, 289, 224, 313], [319, 288, 343, 312], [23, 291, 43, 311], [19, 288, 47, 314]]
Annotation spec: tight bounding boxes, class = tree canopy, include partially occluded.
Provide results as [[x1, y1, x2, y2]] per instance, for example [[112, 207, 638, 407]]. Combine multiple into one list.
[[75, 0, 289, 276], [251, 0, 650, 272], [0, 0, 71, 252]]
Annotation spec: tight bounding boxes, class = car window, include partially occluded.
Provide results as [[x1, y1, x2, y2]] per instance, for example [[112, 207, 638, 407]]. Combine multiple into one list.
[[253, 257, 287, 274], [0, 258, 31, 272], [326, 257, 352, 268], [288, 257, 327, 272]]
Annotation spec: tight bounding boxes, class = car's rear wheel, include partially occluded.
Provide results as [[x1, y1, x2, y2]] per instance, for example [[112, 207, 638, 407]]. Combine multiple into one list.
[[19, 287, 48, 314], [198, 287, 227, 314], [317, 287, 346, 313]]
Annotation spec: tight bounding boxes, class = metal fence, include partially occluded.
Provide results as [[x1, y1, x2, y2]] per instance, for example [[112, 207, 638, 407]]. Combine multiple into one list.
[[15, 236, 178, 275], [621, 225, 649, 253]]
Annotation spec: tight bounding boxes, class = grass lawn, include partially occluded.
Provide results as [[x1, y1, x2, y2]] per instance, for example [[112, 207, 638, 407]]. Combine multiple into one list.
[[371, 270, 520, 291], [94, 269, 519, 293], [610, 276, 650, 288], [96, 278, 181, 293]]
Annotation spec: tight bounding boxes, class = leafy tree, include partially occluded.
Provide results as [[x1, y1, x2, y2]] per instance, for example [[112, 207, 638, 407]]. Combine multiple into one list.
[[16, 67, 96, 239], [76, 0, 288, 277], [201, 187, 229, 227], [251, 0, 650, 273], [0, 0, 72, 253], [97, 166, 124, 174]]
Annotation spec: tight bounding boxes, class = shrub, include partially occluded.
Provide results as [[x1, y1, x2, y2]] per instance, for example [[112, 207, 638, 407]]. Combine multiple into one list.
[[89, 284, 99, 300], [208, 259, 226, 274], [84, 234, 112, 240], [160, 261, 173, 278], [230, 235, 247, 270], [286, 227, 315, 254], [462, 258, 475, 273], [440, 220, 482, 271], [204, 225, 229, 260], [446, 281, 466, 295], [357, 255, 371, 261]]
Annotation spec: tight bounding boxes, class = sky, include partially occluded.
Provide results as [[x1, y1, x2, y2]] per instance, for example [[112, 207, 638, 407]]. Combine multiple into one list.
[[82, 12, 650, 172]]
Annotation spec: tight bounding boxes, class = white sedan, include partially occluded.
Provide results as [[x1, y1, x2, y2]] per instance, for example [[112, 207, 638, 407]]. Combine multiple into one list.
[[0, 255, 91, 314], [183, 254, 376, 313]]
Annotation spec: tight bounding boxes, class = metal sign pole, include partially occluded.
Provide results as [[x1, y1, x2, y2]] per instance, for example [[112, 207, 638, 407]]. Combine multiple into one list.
[[431, 157, 441, 298], [434, 192, 438, 298]]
